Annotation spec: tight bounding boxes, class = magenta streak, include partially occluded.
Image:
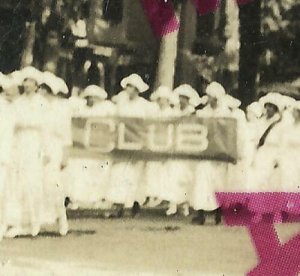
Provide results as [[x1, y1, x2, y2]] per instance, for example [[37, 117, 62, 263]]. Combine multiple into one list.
[[140, 0, 180, 37], [248, 230, 300, 276], [140, 0, 255, 37], [247, 223, 281, 262], [216, 192, 300, 275]]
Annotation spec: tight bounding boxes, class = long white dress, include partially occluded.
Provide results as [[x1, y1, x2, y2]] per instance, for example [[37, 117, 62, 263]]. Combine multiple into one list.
[[106, 94, 151, 207], [249, 113, 282, 192], [0, 99, 16, 238], [161, 106, 194, 205], [40, 98, 71, 232], [191, 105, 231, 211], [145, 104, 178, 201], [66, 101, 116, 207], [5, 94, 48, 236]]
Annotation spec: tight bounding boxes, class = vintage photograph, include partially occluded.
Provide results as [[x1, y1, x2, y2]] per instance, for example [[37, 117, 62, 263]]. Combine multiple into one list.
[[0, 0, 300, 275]]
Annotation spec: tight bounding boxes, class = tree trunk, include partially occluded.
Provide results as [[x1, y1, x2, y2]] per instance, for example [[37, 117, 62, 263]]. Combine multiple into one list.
[[238, 0, 262, 109], [154, 4, 182, 90], [21, 22, 36, 68]]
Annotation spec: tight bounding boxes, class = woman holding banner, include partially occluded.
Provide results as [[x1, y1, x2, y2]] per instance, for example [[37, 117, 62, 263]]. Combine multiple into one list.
[[66, 85, 116, 209], [145, 86, 179, 208], [163, 84, 201, 216], [192, 82, 230, 225], [105, 74, 151, 218]]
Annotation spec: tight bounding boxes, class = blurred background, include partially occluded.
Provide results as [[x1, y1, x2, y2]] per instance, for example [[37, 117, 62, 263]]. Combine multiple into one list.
[[0, 0, 299, 106]]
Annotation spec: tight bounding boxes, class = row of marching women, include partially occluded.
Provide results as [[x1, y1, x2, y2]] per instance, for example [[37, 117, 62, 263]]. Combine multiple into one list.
[[64, 74, 300, 224], [1, 68, 300, 239]]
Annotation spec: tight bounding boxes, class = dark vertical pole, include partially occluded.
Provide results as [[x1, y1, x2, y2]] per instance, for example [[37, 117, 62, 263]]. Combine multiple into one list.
[[238, 0, 262, 109]]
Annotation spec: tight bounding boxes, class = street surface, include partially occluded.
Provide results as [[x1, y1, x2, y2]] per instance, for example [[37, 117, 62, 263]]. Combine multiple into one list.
[[1, 209, 300, 275]]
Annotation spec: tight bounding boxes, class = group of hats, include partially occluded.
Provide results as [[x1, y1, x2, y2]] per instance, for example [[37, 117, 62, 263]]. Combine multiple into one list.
[[0, 66, 69, 95]]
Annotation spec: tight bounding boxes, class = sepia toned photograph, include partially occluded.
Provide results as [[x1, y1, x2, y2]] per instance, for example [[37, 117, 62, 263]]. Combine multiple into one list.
[[0, 0, 300, 275]]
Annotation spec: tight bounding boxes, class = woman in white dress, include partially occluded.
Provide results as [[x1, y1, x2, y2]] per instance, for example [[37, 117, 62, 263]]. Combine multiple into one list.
[[66, 85, 116, 209], [144, 86, 179, 208], [0, 77, 18, 240], [248, 93, 288, 222], [163, 84, 201, 216], [191, 82, 230, 225], [105, 74, 151, 218], [37, 72, 71, 236], [4, 67, 49, 238]]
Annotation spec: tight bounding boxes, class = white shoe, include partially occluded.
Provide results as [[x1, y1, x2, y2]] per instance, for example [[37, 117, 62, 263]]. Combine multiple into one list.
[[166, 203, 177, 216], [182, 204, 190, 217], [31, 225, 40, 237], [59, 220, 68, 236]]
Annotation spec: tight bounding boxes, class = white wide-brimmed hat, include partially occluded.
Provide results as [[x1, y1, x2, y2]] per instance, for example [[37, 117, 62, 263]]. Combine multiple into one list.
[[56, 77, 69, 95], [259, 93, 287, 111], [173, 84, 201, 107], [151, 86, 179, 106], [205, 82, 226, 99], [223, 94, 241, 109], [9, 70, 25, 86], [41, 71, 60, 94], [293, 101, 300, 111], [81, 85, 108, 100], [120, 74, 149, 93], [280, 94, 296, 109], [20, 66, 43, 84], [0, 72, 14, 90]]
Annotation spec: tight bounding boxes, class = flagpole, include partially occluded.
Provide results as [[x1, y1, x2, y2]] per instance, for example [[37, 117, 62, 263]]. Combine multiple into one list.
[[154, 3, 182, 90]]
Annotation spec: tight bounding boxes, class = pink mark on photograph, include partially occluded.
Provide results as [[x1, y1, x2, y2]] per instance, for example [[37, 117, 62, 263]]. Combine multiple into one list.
[[140, 0, 180, 37], [216, 192, 300, 276], [140, 0, 256, 37]]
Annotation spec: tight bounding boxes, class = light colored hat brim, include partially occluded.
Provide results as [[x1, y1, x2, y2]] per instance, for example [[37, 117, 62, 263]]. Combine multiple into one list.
[[259, 93, 284, 110], [205, 82, 226, 99], [81, 85, 107, 99], [41, 72, 60, 94], [120, 74, 149, 93], [21, 66, 43, 84], [174, 84, 201, 107]]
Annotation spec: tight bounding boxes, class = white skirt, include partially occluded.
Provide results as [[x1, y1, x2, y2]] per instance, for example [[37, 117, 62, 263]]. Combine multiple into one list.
[[5, 130, 44, 228], [160, 160, 194, 204], [65, 157, 112, 204], [106, 161, 145, 208], [191, 161, 227, 211]]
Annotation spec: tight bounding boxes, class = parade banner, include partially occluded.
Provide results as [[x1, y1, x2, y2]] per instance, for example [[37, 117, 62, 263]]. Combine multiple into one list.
[[70, 116, 237, 163]]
